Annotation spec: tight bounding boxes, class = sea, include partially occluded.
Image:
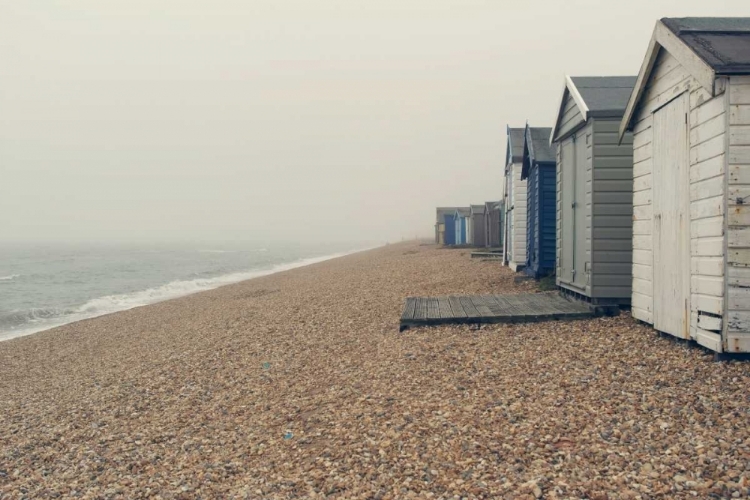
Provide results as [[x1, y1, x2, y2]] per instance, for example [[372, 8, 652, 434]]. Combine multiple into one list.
[[0, 241, 372, 342]]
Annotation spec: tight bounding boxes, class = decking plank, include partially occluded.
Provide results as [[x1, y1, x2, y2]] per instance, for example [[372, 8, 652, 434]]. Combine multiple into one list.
[[503, 295, 533, 317], [413, 297, 426, 320], [471, 296, 498, 317], [438, 297, 453, 318], [401, 297, 417, 320], [400, 292, 595, 330], [471, 298, 494, 317], [427, 298, 440, 319], [448, 296, 468, 318], [525, 293, 561, 314], [460, 296, 482, 320], [489, 295, 520, 316]]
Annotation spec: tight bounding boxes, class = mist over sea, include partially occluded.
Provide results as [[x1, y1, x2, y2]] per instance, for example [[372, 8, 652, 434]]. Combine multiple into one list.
[[0, 241, 371, 341]]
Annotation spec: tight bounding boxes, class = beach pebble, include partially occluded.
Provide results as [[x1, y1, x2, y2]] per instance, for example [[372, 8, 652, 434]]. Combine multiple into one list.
[[1, 241, 748, 498]]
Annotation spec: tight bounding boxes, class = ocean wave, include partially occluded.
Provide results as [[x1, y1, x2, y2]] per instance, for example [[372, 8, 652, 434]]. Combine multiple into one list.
[[0, 307, 75, 329], [0, 250, 358, 342], [0, 274, 20, 281]]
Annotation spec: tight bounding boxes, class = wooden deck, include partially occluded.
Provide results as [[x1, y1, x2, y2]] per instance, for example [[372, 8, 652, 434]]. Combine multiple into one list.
[[470, 251, 504, 259], [400, 292, 593, 331]]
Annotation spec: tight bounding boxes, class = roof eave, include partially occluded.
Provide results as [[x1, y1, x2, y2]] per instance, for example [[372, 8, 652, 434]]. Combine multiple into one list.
[[550, 75, 590, 145], [619, 19, 717, 143], [589, 109, 628, 118], [715, 66, 750, 75]]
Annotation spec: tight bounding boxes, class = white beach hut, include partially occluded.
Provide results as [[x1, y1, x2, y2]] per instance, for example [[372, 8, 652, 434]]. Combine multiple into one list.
[[503, 127, 527, 271], [619, 17, 750, 354]]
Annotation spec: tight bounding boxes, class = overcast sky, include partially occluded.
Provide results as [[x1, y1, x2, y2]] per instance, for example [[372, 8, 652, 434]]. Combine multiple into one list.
[[1, 1, 747, 245]]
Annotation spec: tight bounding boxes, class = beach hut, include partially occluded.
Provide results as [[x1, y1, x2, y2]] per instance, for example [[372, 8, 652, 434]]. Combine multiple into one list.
[[520, 125, 556, 278], [436, 207, 458, 245], [619, 17, 750, 353], [443, 213, 457, 245], [484, 201, 503, 249], [550, 76, 637, 304], [470, 205, 487, 247], [503, 127, 527, 270], [453, 208, 470, 245]]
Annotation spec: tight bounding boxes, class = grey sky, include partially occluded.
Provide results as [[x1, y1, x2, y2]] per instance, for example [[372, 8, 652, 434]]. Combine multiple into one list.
[[1, 1, 747, 244]]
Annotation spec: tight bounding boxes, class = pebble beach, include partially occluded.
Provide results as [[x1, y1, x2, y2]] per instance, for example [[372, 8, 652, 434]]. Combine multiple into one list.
[[1, 241, 749, 499]]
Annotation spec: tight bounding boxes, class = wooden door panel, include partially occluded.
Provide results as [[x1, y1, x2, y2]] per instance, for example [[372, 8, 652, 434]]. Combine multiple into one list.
[[652, 94, 690, 338]]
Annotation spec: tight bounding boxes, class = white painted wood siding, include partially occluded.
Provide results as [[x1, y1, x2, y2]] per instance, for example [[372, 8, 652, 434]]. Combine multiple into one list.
[[726, 75, 750, 352], [630, 49, 728, 350], [511, 162, 527, 266], [632, 50, 736, 350]]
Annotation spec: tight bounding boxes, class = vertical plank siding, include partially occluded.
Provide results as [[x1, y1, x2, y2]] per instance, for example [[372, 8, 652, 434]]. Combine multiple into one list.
[[727, 75, 750, 352]]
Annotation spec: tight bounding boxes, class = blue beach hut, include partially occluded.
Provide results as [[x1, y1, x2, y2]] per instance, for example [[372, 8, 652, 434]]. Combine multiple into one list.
[[454, 208, 470, 245], [443, 212, 457, 245], [436, 207, 458, 245], [521, 124, 556, 278]]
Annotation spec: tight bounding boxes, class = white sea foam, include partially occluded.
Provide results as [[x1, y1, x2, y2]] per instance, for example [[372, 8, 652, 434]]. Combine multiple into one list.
[[0, 274, 20, 281], [0, 249, 366, 342]]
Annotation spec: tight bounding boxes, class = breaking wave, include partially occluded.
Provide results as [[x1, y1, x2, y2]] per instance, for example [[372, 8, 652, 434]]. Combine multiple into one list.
[[0, 274, 20, 281], [0, 251, 353, 342]]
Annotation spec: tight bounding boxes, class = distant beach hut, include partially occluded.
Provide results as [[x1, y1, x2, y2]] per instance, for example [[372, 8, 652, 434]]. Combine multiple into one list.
[[550, 75, 637, 305], [484, 201, 503, 248], [619, 17, 750, 353], [443, 213, 457, 245], [436, 207, 458, 245], [503, 127, 527, 270], [470, 205, 486, 247], [521, 124, 556, 278], [453, 208, 471, 245]]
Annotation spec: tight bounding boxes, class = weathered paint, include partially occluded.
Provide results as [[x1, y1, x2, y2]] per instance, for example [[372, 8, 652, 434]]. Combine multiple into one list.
[[726, 75, 750, 352], [622, 41, 750, 352], [503, 128, 527, 270], [504, 164, 527, 269], [652, 92, 691, 338]]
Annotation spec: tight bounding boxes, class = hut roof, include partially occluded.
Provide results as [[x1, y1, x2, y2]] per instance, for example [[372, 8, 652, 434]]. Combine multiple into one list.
[[506, 127, 525, 166], [570, 76, 638, 115], [551, 76, 636, 142], [436, 207, 459, 223], [620, 17, 750, 140], [522, 125, 555, 180], [484, 201, 501, 213], [454, 208, 471, 217], [662, 17, 750, 73], [470, 205, 485, 215]]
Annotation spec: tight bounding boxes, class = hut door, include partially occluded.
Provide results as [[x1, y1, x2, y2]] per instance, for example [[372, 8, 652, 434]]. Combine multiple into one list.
[[507, 171, 514, 260], [573, 134, 587, 289], [561, 140, 575, 282], [652, 94, 690, 338]]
